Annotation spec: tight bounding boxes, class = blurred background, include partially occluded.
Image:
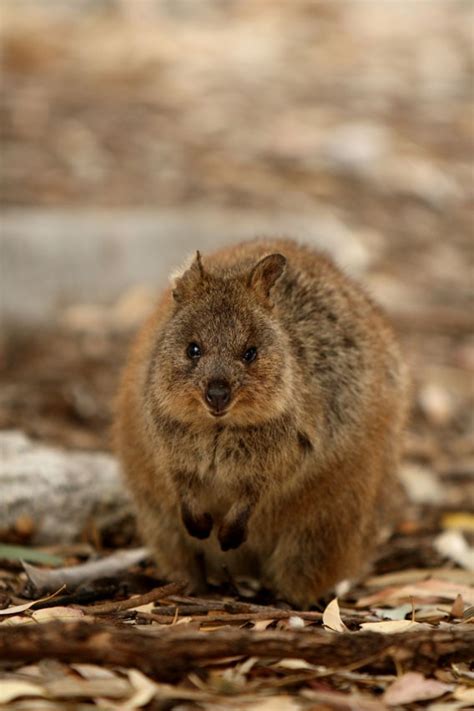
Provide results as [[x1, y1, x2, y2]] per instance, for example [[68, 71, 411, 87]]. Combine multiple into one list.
[[1, 1, 473, 518]]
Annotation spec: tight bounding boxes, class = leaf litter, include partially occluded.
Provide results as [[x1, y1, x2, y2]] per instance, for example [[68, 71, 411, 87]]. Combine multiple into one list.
[[1, 2, 474, 709]]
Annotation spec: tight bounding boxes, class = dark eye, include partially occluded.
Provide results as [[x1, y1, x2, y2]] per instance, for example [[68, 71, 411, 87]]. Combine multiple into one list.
[[242, 346, 257, 364], [187, 342, 201, 360]]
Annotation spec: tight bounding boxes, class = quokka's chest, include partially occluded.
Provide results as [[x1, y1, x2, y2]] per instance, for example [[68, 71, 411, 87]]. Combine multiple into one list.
[[160, 422, 312, 484]]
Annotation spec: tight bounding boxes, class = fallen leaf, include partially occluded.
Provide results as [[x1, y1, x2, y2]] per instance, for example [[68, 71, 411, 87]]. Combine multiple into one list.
[[384, 672, 452, 705], [322, 597, 347, 632], [359, 619, 422, 633], [253, 618, 274, 630], [31, 606, 85, 623], [434, 530, 474, 572], [245, 696, 303, 711], [356, 579, 474, 607], [414, 605, 451, 622], [275, 658, 316, 670], [0, 680, 46, 704], [442, 512, 474, 532], [453, 686, 474, 704], [71, 664, 119, 680], [0, 587, 65, 616], [0, 544, 63, 567], [451, 594, 465, 618], [45, 677, 131, 699], [366, 568, 473, 588], [120, 669, 158, 709], [1, 615, 35, 626], [301, 688, 386, 710]]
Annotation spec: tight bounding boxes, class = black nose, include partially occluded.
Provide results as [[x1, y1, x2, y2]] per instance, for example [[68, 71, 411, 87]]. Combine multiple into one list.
[[205, 380, 231, 412]]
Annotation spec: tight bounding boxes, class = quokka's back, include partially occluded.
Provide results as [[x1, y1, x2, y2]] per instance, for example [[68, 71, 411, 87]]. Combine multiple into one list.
[[115, 238, 409, 607]]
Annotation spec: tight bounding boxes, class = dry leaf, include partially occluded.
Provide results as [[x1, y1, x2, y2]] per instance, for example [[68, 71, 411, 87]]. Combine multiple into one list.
[[71, 664, 119, 680], [0, 587, 65, 616], [359, 619, 422, 633], [453, 686, 474, 704], [366, 568, 473, 588], [1, 615, 35, 626], [31, 606, 85, 623], [252, 618, 274, 631], [322, 597, 347, 632], [434, 530, 474, 572], [121, 669, 158, 709], [452, 663, 474, 682], [45, 677, 131, 699], [275, 658, 316, 670], [356, 579, 474, 607], [414, 605, 451, 622], [450, 594, 465, 618], [245, 696, 303, 711], [384, 672, 452, 705], [442, 512, 474, 532], [301, 688, 386, 710], [0, 680, 46, 704]]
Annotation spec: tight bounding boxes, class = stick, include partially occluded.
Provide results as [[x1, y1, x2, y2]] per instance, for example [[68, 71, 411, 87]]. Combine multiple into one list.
[[0, 621, 471, 681], [81, 581, 186, 615]]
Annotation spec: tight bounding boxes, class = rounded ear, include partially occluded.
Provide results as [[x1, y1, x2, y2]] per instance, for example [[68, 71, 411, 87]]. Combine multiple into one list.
[[248, 253, 287, 301], [172, 251, 206, 303]]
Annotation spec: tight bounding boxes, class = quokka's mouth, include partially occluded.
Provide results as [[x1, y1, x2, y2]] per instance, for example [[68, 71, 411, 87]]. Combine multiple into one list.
[[208, 409, 228, 418]]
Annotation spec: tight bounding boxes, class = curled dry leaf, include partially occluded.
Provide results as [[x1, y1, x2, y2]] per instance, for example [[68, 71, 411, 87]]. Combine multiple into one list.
[[450, 594, 465, 618], [383, 671, 452, 705], [322, 597, 347, 632]]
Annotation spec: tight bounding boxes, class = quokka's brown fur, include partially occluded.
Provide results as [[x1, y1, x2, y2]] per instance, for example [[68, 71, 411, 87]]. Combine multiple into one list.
[[115, 238, 408, 608]]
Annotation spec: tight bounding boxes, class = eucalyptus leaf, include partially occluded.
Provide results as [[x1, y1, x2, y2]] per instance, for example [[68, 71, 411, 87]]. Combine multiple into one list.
[[0, 544, 63, 567]]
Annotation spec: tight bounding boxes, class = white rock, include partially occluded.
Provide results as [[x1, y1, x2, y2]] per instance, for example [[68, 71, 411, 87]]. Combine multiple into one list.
[[0, 430, 130, 544]]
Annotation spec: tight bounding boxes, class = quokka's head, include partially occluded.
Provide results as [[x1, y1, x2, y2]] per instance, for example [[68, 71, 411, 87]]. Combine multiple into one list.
[[147, 249, 294, 426]]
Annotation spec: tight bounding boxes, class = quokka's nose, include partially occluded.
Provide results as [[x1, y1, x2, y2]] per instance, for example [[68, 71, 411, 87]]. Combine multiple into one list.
[[205, 380, 231, 412]]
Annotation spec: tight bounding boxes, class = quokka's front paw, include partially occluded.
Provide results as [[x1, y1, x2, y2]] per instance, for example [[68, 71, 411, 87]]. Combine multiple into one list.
[[181, 504, 213, 540], [218, 513, 249, 551]]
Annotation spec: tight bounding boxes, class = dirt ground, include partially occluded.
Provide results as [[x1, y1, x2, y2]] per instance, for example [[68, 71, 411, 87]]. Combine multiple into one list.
[[0, 1, 473, 709]]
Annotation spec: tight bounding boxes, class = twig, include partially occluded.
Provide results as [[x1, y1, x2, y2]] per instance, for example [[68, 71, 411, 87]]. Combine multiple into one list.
[[81, 581, 186, 615]]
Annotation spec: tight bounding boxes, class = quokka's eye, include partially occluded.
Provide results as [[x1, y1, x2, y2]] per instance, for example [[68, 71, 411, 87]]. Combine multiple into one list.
[[187, 342, 201, 360], [242, 346, 257, 364]]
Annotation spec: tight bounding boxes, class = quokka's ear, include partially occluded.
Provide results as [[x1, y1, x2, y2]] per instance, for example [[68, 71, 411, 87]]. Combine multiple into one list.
[[247, 253, 287, 302], [172, 251, 206, 303]]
